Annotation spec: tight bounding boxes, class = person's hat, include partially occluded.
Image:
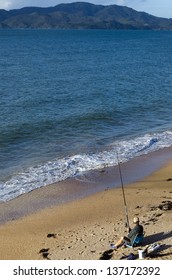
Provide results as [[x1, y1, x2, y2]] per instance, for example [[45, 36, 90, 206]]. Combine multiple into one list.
[[133, 216, 139, 223]]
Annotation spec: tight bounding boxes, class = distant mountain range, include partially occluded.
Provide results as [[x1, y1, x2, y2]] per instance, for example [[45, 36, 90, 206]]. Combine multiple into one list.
[[0, 2, 172, 29]]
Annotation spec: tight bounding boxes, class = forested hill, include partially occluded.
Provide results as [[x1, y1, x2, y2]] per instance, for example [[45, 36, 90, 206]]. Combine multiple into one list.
[[0, 2, 172, 29]]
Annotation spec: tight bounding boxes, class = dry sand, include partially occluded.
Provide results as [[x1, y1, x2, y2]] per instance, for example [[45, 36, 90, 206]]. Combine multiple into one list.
[[0, 156, 172, 260]]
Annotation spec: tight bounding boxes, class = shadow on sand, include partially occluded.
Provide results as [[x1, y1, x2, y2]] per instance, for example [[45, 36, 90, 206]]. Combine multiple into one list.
[[143, 230, 172, 246], [147, 244, 172, 259], [141, 230, 172, 258]]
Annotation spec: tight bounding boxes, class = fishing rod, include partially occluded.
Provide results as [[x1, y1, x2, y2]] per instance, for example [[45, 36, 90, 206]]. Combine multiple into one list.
[[116, 151, 130, 229]]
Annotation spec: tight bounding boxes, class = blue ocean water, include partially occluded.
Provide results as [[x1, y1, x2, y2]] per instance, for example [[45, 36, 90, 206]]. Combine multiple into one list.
[[0, 29, 172, 201]]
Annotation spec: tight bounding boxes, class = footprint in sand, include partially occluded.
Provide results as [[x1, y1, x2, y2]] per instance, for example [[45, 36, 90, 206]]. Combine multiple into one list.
[[79, 251, 84, 255]]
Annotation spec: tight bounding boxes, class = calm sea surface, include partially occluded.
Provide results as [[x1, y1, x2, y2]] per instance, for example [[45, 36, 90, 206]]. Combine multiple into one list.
[[0, 29, 172, 201]]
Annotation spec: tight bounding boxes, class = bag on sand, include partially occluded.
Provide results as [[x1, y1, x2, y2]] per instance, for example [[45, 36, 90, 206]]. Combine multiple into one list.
[[147, 243, 161, 254]]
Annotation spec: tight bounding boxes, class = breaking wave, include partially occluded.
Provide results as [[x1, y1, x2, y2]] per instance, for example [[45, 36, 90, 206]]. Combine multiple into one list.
[[1, 130, 172, 201]]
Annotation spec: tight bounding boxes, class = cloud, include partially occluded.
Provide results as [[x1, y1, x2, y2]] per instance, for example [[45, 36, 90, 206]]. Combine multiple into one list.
[[0, 0, 58, 10], [0, 0, 13, 9], [0, 0, 25, 10]]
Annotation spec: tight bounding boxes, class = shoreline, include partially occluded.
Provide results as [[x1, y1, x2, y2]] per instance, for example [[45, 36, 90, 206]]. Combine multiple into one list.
[[0, 148, 172, 259], [1, 147, 172, 225]]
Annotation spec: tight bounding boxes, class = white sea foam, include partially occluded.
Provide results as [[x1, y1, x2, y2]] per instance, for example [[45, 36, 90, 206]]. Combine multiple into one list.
[[0, 130, 172, 201]]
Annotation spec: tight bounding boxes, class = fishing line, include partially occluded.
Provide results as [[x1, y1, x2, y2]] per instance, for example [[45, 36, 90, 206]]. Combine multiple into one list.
[[116, 150, 130, 228]]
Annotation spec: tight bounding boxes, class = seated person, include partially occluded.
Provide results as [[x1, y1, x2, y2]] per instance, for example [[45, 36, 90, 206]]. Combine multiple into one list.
[[112, 216, 143, 249]]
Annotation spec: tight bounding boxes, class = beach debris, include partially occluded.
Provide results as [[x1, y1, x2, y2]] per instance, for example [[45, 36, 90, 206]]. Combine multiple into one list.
[[47, 233, 57, 238], [39, 248, 49, 253], [42, 252, 50, 259], [150, 206, 157, 211], [166, 178, 172, 181], [147, 243, 161, 254], [158, 201, 172, 211], [150, 201, 172, 212], [148, 216, 158, 223], [39, 248, 50, 260], [155, 213, 162, 217], [143, 243, 162, 259]]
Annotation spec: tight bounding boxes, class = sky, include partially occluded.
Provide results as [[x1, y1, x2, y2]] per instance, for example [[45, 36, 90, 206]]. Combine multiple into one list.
[[0, 0, 171, 19]]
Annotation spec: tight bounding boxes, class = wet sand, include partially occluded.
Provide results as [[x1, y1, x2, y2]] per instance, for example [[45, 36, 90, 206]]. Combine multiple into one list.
[[1, 147, 172, 225], [0, 149, 172, 260]]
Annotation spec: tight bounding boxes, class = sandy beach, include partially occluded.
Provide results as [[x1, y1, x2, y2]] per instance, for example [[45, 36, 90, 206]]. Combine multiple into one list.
[[0, 151, 172, 260]]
